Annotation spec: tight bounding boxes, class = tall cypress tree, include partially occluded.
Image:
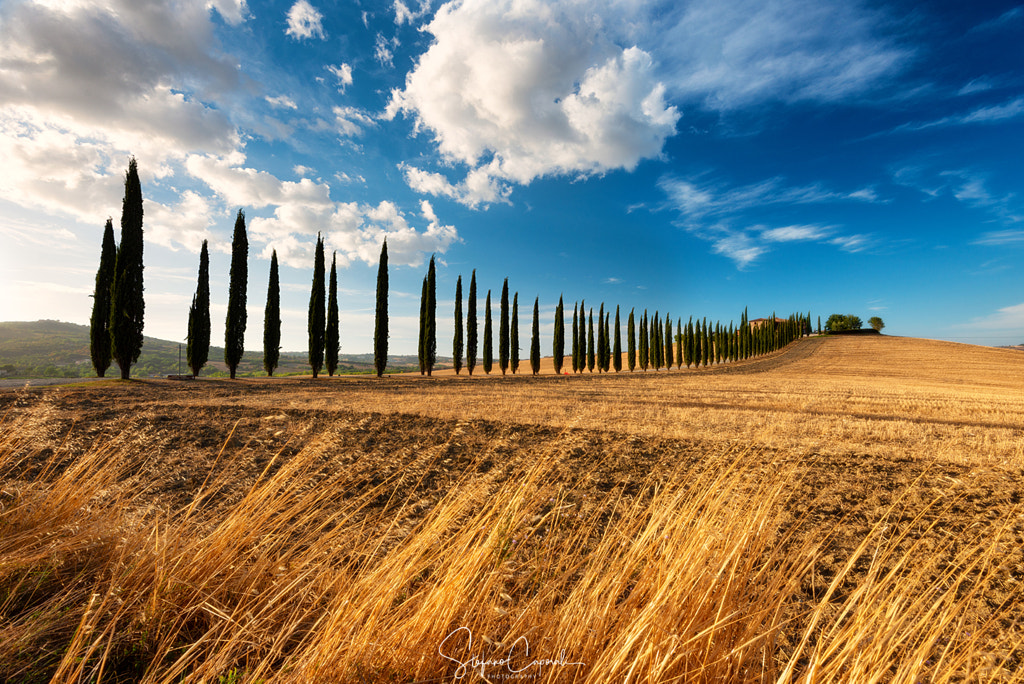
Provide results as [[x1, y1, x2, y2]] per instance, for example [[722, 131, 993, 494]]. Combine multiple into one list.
[[511, 292, 520, 374], [613, 306, 622, 372], [418, 277, 427, 375], [702, 318, 710, 367], [483, 290, 493, 374], [687, 317, 695, 367], [325, 252, 340, 376], [572, 303, 580, 373], [677, 318, 684, 369], [263, 250, 280, 377], [553, 295, 565, 375], [530, 296, 541, 375], [467, 270, 478, 375], [90, 218, 116, 377], [109, 158, 145, 380], [453, 274, 463, 375], [187, 239, 211, 377], [425, 255, 437, 376], [665, 311, 674, 370], [224, 209, 247, 379], [308, 234, 326, 378], [598, 313, 606, 370], [651, 312, 661, 370], [587, 309, 596, 372], [627, 308, 636, 371], [597, 303, 606, 373], [374, 240, 388, 378], [688, 317, 695, 368], [639, 310, 649, 371], [499, 278, 510, 375], [581, 298, 589, 374]]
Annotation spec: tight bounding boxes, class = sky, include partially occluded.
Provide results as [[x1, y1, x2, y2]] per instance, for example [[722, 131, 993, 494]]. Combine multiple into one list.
[[1, 0, 1022, 356]]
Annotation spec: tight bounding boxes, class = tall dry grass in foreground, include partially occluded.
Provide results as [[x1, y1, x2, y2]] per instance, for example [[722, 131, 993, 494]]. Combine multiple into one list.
[[2, 419, 1021, 683]]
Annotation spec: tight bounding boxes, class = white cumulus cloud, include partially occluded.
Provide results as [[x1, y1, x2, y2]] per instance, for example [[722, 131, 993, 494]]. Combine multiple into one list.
[[326, 63, 354, 92], [388, 0, 908, 208], [285, 0, 325, 40], [387, 0, 680, 207], [186, 154, 459, 268]]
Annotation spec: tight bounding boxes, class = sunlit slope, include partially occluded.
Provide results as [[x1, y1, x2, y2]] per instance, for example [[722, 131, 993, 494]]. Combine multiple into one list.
[[270, 336, 1024, 465]]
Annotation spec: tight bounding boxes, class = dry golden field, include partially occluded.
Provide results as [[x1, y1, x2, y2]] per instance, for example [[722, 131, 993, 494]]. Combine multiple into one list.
[[1, 335, 1023, 682]]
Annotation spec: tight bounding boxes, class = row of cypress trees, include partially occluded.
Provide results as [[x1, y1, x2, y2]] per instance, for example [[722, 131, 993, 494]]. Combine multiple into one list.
[[188, 226, 391, 379], [438, 274, 811, 376], [431, 270, 544, 376], [89, 161, 808, 380]]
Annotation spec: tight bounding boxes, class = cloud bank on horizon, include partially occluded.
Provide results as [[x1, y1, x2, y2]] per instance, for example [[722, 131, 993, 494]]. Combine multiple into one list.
[[1, 0, 1022, 349]]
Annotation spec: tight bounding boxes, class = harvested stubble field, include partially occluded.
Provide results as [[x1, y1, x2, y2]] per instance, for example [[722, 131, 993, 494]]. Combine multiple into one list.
[[1, 335, 1023, 682]]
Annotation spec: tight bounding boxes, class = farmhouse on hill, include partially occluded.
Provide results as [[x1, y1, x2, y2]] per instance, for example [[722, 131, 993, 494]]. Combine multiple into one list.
[[749, 317, 787, 329]]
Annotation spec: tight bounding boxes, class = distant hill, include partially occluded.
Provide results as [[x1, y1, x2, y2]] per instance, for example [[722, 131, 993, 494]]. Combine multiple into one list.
[[0, 320, 428, 378]]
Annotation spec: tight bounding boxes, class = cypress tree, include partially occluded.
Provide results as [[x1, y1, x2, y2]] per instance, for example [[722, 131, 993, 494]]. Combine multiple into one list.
[[703, 318, 711, 367], [581, 303, 588, 373], [374, 240, 389, 377], [453, 274, 463, 375], [598, 311, 606, 370], [90, 218, 116, 377], [530, 296, 540, 375], [109, 157, 145, 380], [224, 209, 247, 379], [685, 317, 693, 368], [325, 252, 339, 377], [308, 234, 325, 378], [571, 303, 579, 373], [263, 250, 280, 377], [597, 303, 606, 373], [677, 318, 683, 369], [483, 290, 493, 374], [553, 295, 565, 375], [639, 310, 648, 371], [418, 277, 427, 374], [499, 278, 510, 375], [718, 322, 725, 364], [511, 292, 520, 374], [627, 308, 636, 371], [467, 271, 478, 375], [425, 255, 437, 376], [664, 311, 673, 370], [652, 312, 661, 370], [613, 306, 622, 372], [186, 239, 211, 377], [587, 309, 595, 372]]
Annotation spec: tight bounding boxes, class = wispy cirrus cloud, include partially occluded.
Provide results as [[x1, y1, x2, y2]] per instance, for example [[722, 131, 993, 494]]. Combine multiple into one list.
[[659, 174, 879, 267], [893, 166, 1022, 225], [973, 230, 1024, 246], [892, 96, 1024, 133], [954, 301, 1024, 333], [969, 6, 1024, 34]]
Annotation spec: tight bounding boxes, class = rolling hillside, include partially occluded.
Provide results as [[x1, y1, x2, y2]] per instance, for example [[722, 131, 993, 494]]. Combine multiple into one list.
[[0, 320, 424, 378]]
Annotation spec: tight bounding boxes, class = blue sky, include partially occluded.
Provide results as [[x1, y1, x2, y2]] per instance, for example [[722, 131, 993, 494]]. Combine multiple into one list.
[[1, 0, 1022, 355]]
